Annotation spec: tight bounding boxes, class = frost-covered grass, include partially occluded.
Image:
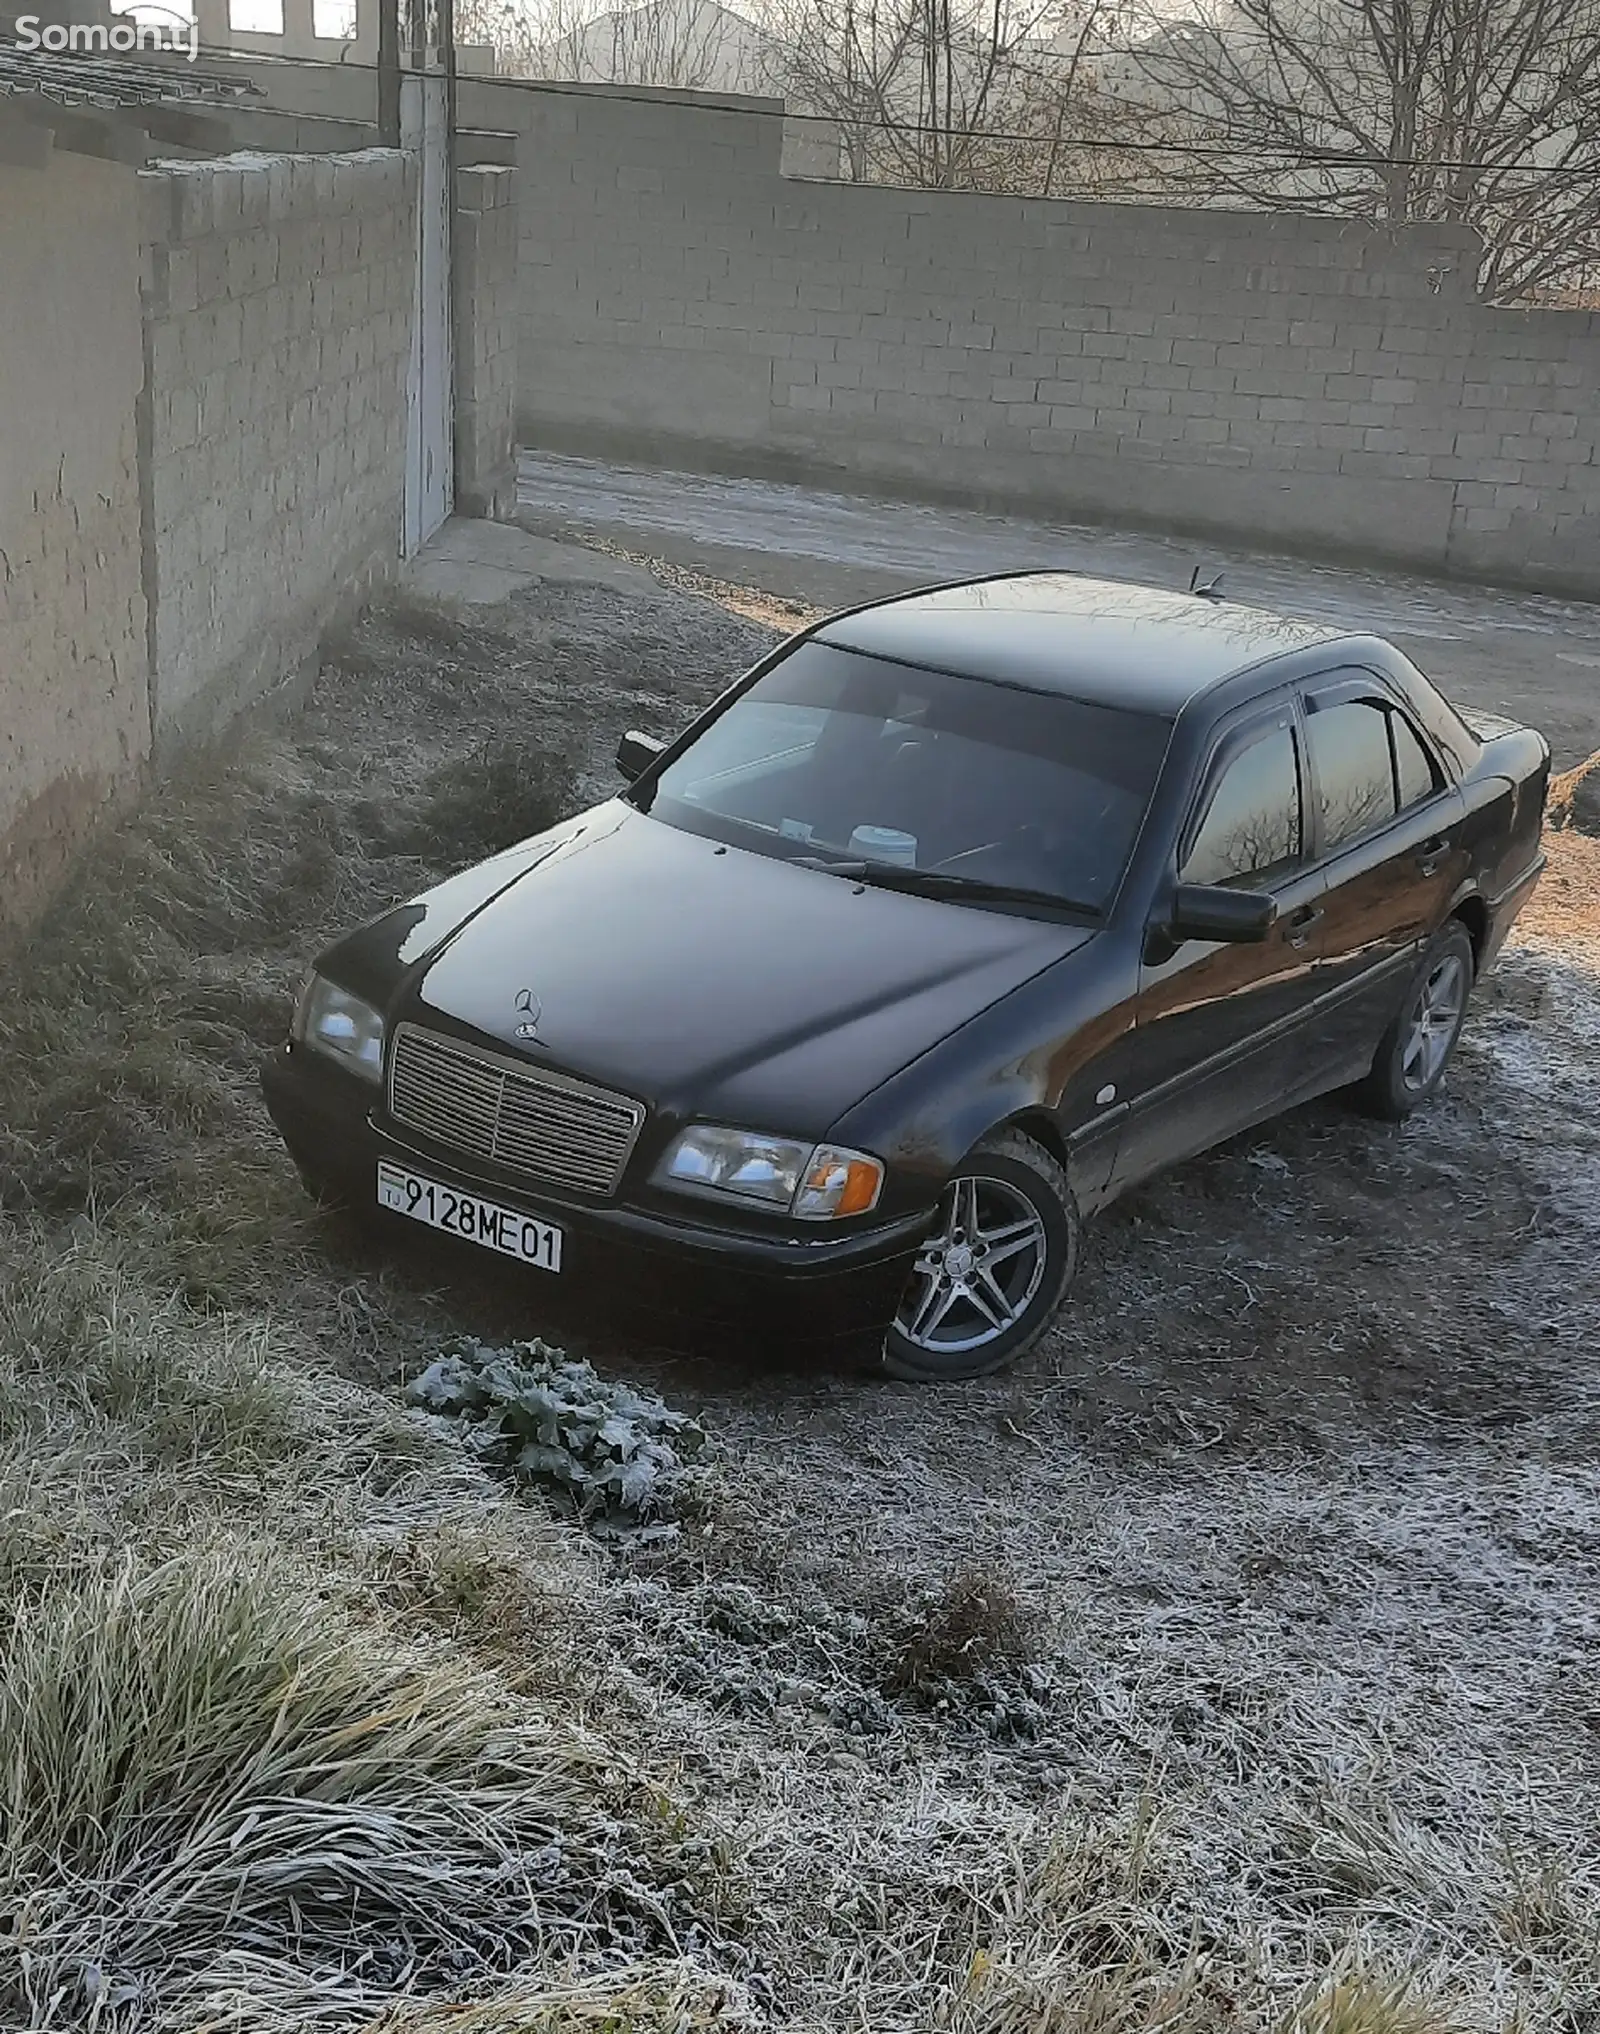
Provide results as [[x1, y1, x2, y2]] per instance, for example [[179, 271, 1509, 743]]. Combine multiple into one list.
[[2, 578, 1597, 2031]]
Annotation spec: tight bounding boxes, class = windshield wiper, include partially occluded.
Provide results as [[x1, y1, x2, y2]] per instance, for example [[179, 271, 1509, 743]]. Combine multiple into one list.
[[791, 857, 1098, 917]]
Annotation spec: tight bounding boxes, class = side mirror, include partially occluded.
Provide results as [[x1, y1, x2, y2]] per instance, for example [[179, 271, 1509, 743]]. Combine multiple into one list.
[[616, 729, 666, 783], [1167, 883, 1277, 944]]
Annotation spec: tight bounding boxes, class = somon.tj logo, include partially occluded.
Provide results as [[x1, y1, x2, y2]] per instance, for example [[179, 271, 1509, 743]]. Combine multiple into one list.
[[11, 8, 200, 61]]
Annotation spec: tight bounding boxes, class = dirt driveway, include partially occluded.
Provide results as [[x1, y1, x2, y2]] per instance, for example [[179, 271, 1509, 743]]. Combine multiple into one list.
[[4, 550, 1598, 2031], [516, 449, 1600, 771]]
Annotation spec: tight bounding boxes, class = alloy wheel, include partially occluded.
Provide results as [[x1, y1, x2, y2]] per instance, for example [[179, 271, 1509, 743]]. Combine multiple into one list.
[[1400, 951, 1467, 1093], [894, 1173, 1048, 1357]]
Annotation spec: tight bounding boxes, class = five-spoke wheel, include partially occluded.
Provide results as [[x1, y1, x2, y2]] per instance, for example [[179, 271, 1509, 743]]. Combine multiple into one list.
[[884, 1127, 1079, 1381], [1355, 917, 1476, 1120], [895, 1174, 1048, 1357], [1400, 948, 1469, 1094]]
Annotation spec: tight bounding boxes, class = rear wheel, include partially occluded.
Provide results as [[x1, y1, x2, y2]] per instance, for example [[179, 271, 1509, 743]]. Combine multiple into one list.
[[883, 1128, 1079, 1382], [1354, 919, 1475, 1120]]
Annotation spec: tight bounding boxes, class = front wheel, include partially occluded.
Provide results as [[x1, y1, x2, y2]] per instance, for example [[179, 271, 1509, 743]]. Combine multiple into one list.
[[883, 1128, 1079, 1382], [1354, 919, 1475, 1120]]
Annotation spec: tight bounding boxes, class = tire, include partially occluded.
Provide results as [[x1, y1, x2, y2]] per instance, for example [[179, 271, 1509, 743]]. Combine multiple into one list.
[[1353, 918, 1476, 1121], [883, 1127, 1080, 1382]]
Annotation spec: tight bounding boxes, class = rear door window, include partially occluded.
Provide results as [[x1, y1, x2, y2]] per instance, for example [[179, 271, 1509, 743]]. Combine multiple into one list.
[[1303, 700, 1398, 853]]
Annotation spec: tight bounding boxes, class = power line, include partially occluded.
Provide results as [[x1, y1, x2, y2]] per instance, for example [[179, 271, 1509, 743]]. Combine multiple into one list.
[[195, 37, 1600, 180]]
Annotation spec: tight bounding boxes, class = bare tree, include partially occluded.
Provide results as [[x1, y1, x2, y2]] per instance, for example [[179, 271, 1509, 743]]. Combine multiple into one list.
[[453, 0, 546, 70], [758, 0, 1129, 187], [757, 0, 916, 178], [1114, 0, 1600, 300], [460, 0, 748, 85], [547, 0, 745, 87], [460, 0, 1139, 195]]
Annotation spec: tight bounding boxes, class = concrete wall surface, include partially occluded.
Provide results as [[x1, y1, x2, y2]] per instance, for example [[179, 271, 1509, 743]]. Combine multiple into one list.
[[138, 148, 417, 749], [0, 154, 152, 929], [453, 164, 521, 517], [502, 84, 1600, 596]]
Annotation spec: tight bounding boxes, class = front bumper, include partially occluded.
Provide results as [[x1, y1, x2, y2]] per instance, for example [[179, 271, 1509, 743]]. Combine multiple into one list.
[[261, 1044, 926, 1353]]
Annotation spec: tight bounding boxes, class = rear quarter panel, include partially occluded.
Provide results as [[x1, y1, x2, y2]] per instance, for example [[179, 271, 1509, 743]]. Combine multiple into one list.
[[1463, 727, 1550, 903]]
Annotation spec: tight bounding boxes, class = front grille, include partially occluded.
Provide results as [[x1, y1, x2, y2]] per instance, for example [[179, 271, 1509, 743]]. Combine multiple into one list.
[[388, 1024, 645, 1196]]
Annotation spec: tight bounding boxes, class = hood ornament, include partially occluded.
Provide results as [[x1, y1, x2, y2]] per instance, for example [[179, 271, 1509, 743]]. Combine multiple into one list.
[[514, 988, 543, 1041]]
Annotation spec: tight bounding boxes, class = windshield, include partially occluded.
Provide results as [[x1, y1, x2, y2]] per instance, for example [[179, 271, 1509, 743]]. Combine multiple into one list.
[[640, 642, 1171, 913]]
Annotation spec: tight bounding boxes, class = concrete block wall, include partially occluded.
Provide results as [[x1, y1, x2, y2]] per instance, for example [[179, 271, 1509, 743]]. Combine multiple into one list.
[[1448, 310, 1600, 587], [503, 82, 1600, 596], [0, 154, 151, 933], [137, 148, 416, 749], [454, 164, 520, 518]]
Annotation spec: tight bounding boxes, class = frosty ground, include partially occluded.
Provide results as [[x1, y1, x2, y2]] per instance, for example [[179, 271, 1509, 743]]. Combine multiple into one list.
[[1, 555, 1596, 2033]]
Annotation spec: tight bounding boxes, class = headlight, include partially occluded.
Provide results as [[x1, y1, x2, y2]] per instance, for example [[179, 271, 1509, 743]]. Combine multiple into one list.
[[657, 1125, 883, 1220], [293, 975, 385, 1083]]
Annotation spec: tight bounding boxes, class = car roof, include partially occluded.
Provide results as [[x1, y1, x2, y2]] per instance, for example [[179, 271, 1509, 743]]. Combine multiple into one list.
[[815, 572, 1351, 715]]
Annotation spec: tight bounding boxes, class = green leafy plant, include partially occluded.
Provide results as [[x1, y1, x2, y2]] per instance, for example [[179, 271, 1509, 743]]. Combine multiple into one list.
[[407, 1339, 706, 1528]]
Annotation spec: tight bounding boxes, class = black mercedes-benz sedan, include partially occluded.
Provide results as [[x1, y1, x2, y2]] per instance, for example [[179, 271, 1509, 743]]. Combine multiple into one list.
[[263, 573, 1549, 1380]]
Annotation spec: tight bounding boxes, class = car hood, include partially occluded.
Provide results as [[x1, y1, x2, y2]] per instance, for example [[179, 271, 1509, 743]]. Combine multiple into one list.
[[402, 803, 1093, 1137]]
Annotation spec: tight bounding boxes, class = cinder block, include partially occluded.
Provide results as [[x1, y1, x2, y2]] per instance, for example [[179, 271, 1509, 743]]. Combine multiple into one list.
[[136, 166, 180, 246], [836, 336, 880, 366], [264, 157, 296, 224]]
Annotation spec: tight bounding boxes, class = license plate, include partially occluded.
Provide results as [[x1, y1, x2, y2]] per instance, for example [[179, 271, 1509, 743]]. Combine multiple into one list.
[[376, 1161, 562, 1273]]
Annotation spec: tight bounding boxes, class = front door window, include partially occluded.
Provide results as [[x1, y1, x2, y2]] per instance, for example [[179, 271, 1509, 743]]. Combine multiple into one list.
[[1180, 724, 1302, 889]]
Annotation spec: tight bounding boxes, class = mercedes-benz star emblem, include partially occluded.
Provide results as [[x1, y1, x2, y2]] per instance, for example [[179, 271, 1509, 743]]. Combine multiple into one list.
[[514, 988, 543, 1041]]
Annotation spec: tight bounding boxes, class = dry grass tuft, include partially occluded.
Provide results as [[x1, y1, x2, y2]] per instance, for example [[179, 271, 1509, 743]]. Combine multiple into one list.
[[887, 1559, 1040, 1695], [936, 1814, 1478, 2034], [370, 740, 579, 869], [1277, 1974, 1458, 2034], [377, 1514, 582, 1693], [0, 1236, 298, 1466], [0, 1537, 720, 2030], [356, 1964, 761, 2032]]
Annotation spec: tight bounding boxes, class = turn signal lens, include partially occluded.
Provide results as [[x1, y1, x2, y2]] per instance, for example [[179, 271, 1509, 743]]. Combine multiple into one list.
[[794, 1146, 884, 1220]]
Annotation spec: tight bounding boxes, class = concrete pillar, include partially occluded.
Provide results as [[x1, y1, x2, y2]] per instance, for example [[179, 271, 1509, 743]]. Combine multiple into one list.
[[194, 0, 229, 52], [281, 0, 316, 50], [452, 162, 518, 519]]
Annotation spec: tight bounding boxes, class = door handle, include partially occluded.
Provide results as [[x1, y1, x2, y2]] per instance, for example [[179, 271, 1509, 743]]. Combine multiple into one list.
[[1416, 836, 1451, 876], [1285, 903, 1324, 949]]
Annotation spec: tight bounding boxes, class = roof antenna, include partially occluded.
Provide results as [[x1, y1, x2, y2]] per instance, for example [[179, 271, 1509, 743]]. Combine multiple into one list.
[[1189, 566, 1227, 602]]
